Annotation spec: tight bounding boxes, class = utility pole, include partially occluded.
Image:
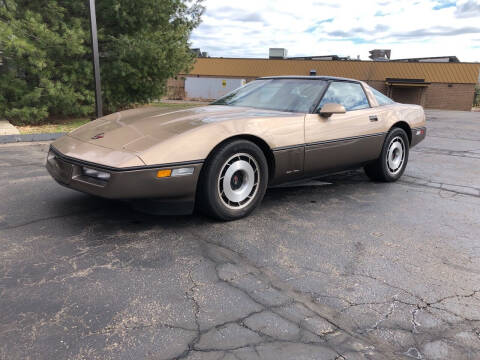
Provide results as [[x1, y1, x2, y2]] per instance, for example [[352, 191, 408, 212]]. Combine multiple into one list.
[[88, 0, 102, 118]]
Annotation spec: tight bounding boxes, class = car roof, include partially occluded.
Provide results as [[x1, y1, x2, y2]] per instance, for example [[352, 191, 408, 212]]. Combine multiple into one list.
[[257, 75, 361, 83]]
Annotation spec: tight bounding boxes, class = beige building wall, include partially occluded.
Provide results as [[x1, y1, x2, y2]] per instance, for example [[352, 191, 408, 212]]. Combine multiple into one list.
[[171, 58, 480, 110], [365, 80, 388, 94], [365, 80, 475, 111], [424, 83, 475, 111]]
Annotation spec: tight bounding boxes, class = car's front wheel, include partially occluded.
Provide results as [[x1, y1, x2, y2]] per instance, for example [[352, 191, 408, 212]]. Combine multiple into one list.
[[364, 127, 409, 182], [198, 139, 268, 220]]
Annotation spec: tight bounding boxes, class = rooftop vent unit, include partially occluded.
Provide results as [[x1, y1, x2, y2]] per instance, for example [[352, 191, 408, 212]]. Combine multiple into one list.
[[269, 48, 288, 59], [369, 49, 391, 61], [191, 48, 208, 58]]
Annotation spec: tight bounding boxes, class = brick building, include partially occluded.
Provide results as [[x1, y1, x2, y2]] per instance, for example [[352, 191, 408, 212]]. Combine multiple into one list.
[[171, 57, 480, 111]]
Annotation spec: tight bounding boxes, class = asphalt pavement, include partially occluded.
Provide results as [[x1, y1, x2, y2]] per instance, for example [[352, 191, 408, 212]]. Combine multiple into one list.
[[1, 110, 479, 359]]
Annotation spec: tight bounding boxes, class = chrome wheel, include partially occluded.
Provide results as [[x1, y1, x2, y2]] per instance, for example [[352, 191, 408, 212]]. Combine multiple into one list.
[[218, 153, 260, 210], [386, 136, 405, 175]]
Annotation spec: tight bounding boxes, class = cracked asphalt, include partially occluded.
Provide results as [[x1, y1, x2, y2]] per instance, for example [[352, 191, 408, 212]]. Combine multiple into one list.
[[1, 109, 480, 360]]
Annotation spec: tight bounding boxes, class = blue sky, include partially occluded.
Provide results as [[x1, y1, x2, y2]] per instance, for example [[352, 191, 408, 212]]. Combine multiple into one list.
[[190, 0, 480, 61]]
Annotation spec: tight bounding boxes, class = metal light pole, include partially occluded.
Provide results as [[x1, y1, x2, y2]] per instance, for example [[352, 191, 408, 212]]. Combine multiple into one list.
[[88, 0, 103, 118]]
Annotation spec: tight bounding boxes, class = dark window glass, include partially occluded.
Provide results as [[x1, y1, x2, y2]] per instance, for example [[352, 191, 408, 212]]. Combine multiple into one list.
[[318, 82, 370, 111], [370, 86, 395, 106], [212, 79, 327, 113]]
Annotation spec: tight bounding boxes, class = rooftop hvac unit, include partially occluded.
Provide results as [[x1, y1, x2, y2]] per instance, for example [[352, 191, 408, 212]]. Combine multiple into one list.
[[369, 49, 391, 61], [269, 48, 288, 59]]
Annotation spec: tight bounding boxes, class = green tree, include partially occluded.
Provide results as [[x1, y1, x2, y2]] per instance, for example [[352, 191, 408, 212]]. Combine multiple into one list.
[[0, 0, 203, 124]]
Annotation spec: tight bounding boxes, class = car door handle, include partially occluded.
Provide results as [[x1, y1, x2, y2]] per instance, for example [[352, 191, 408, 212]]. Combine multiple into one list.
[[369, 115, 378, 122]]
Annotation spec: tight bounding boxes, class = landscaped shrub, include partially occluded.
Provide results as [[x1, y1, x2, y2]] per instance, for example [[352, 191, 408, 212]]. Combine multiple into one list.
[[0, 0, 203, 125], [474, 85, 480, 108]]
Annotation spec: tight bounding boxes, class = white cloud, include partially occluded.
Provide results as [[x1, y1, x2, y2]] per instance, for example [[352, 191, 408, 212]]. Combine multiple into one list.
[[191, 0, 480, 61]]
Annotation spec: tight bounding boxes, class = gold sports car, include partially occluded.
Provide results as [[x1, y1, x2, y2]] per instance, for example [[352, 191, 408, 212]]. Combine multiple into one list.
[[46, 76, 426, 220]]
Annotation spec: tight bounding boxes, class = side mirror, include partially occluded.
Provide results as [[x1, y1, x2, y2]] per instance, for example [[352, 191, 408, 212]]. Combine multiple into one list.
[[318, 103, 346, 117]]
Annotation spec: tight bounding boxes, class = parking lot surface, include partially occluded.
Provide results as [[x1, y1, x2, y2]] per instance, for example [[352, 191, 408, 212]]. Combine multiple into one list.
[[1, 110, 479, 359]]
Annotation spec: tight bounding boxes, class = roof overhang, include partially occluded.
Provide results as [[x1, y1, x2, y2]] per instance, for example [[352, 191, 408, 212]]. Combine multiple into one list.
[[386, 78, 431, 87], [387, 83, 430, 87]]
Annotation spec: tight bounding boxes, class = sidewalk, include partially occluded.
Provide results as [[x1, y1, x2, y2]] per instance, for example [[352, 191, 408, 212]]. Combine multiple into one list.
[[0, 120, 20, 135]]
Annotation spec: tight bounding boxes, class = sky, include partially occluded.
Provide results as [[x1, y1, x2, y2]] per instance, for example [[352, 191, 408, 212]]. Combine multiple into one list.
[[190, 0, 480, 62]]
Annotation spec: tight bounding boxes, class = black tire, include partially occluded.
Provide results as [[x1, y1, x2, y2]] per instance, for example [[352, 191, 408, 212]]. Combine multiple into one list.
[[198, 139, 268, 221], [364, 127, 409, 182]]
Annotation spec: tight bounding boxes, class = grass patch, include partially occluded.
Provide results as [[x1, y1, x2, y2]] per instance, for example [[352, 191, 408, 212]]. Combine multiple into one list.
[[18, 118, 90, 134]]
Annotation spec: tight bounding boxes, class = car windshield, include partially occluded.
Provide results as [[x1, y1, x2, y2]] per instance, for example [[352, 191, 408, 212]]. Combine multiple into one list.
[[211, 79, 328, 113]]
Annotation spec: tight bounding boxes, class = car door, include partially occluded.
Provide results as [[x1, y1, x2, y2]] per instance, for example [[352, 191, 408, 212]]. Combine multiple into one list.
[[304, 81, 386, 177]]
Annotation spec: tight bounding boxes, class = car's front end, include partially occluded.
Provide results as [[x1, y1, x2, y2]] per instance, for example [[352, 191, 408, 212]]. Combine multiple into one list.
[[45, 102, 302, 215], [46, 133, 204, 214]]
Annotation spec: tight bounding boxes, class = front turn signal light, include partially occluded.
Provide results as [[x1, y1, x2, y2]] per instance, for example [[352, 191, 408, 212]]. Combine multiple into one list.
[[156, 169, 172, 178]]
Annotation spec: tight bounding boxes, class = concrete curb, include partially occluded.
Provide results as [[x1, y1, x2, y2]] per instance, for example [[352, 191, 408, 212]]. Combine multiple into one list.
[[0, 119, 20, 135], [0, 133, 66, 144]]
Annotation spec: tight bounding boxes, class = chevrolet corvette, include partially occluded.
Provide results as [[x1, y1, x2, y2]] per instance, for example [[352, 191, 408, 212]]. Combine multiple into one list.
[[46, 76, 426, 220]]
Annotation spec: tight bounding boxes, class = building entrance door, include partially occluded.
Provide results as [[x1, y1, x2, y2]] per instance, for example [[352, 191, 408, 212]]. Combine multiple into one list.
[[390, 86, 424, 105]]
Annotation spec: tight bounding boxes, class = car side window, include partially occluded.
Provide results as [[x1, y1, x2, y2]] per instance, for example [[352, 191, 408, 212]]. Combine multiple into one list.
[[318, 81, 370, 111], [370, 86, 395, 106]]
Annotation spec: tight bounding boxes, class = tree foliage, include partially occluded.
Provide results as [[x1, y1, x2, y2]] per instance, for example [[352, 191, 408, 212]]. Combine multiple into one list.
[[0, 0, 203, 124]]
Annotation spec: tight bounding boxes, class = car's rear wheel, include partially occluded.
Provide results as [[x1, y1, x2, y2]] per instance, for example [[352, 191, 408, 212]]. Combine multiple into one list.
[[364, 127, 409, 182], [198, 139, 268, 220]]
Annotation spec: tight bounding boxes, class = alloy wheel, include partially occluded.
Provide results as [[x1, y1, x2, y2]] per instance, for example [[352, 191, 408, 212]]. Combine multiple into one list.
[[217, 153, 260, 209], [386, 136, 405, 175]]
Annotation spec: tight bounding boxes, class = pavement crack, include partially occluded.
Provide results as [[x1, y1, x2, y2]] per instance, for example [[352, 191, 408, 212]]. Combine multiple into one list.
[[411, 307, 421, 334], [0, 208, 102, 231], [187, 229, 403, 359], [412, 146, 480, 160], [399, 176, 480, 198], [361, 301, 398, 334], [424, 135, 480, 142], [174, 269, 203, 360], [427, 289, 480, 306]]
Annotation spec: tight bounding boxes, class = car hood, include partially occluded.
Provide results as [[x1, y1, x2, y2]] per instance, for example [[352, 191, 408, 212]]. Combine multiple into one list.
[[68, 105, 289, 153]]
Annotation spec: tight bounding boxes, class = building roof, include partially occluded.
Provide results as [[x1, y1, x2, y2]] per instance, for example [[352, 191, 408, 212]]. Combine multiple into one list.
[[287, 55, 349, 61], [187, 57, 480, 84], [259, 75, 359, 82], [391, 56, 460, 63]]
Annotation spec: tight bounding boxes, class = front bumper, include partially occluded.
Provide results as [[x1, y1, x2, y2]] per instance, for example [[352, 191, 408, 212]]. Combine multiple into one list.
[[46, 147, 203, 214]]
